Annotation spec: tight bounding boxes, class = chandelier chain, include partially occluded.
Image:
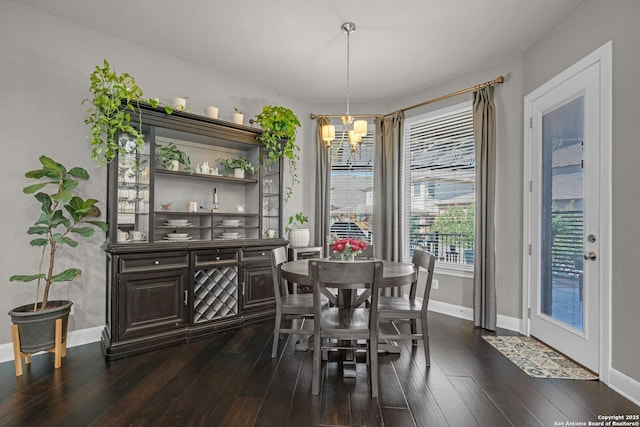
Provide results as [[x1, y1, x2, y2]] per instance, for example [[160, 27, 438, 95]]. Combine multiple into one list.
[[345, 24, 351, 116]]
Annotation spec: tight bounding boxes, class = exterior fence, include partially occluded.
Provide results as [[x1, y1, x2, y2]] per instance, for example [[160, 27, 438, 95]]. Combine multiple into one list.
[[410, 232, 474, 265]]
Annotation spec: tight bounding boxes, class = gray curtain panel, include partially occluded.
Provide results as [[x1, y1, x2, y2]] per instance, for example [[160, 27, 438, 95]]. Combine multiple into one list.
[[314, 118, 331, 252], [374, 113, 404, 296], [472, 86, 497, 330]]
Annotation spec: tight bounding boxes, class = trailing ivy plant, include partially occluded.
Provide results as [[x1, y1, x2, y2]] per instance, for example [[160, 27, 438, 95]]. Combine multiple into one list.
[[83, 59, 150, 165], [254, 105, 301, 203]]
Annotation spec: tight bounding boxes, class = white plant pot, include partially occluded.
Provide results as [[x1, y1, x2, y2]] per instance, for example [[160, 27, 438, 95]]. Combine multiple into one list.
[[172, 97, 187, 111], [233, 168, 245, 179], [232, 112, 244, 125], [205, 106, 219, 119], [289, 228, 310, 248], [168, 159, 180, 171]]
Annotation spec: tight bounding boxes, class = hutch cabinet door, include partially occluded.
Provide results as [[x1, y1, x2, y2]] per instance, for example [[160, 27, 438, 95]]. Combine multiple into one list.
[[118, 268, 188, 341], [108, 127, 152, 244], [241, 264, 275, 313]]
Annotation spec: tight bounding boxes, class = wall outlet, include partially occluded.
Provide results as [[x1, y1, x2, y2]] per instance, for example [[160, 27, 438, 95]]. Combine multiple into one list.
[[432, 279, 439, 290]]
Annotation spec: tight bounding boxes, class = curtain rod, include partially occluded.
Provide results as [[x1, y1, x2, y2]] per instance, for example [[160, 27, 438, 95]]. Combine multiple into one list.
[[309, 75, 504, 120], [389, 75, 504, 116]]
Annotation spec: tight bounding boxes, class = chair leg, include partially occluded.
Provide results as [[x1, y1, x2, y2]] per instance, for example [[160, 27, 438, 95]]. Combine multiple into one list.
[[410, 319, 418, 346], [271, 313, 282, 358], [370, 336, 379, 399], [11, 325, 23, 377], [312, 333, 322, 395], [421, 311, 430, 366]]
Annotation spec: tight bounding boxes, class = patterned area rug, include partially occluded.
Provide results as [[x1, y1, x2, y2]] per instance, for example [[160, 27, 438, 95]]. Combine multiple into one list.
[[482, 335, 598, 380]]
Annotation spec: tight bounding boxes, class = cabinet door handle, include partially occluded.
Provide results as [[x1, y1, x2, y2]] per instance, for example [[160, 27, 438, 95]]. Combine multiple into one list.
[[154, 260, 160, 265], [183, 290, 188, 305], [216, 256, 220, 261], [261, 252, 266, 256]]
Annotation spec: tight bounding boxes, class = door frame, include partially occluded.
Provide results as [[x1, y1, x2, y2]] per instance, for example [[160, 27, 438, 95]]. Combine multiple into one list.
[[522, 41, 612, 382]]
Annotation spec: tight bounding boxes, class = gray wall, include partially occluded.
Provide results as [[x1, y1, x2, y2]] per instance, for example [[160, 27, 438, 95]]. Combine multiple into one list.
[[522, 0, 640, 385], [0, 2, 311, 345]]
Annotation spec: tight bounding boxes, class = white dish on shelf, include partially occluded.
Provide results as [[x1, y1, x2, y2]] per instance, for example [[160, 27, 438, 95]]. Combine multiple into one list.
[[167, 220, 189, 225], [220, 219, 240, 225], [164, 222, 192, 227], [164, 236, 193, 241], [167, 233, 189, 239]]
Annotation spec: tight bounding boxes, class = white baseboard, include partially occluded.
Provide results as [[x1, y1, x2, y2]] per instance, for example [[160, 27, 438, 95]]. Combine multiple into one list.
[[427, 300, 521, 333], [428, 299, 474, 321], [0, 325, 103, 364], [609, 368, 640, 406]]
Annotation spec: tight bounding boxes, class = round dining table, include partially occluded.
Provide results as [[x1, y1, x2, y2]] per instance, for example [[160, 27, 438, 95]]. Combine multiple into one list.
[[280, 258, 416, 290]]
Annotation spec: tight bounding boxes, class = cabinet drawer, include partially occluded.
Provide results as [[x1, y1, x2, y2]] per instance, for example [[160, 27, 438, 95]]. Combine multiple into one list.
[[120, 252, 189, 273], [242, 248, 273, 261], [193, 249, 239, 267]]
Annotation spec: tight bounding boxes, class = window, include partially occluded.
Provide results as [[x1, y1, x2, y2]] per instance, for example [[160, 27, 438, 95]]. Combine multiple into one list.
[[403, 102, 475, 269], [329, 127, 374, 245]]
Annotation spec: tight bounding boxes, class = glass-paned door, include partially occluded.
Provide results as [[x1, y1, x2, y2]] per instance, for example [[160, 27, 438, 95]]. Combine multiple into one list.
[[525, 45, 610, 373], [111, 128, 151, 243], [540, 97, 584, 330]]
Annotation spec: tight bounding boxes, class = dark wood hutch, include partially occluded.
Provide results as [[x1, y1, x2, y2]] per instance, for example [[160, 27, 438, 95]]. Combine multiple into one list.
[[101, 105, 285, 360]]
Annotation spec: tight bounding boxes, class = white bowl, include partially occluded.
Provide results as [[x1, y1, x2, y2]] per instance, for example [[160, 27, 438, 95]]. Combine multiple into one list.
[[167, 233, 189, 239], [167, 219, 189, 224], [221, 220, 240, 226]]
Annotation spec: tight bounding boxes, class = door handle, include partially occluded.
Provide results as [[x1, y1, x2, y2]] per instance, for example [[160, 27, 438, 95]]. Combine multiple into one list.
[[583, 251, 597, 261]]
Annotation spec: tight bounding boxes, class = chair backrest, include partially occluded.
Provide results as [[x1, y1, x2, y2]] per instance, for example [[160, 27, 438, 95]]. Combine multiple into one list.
[[309, 260, 383, 327], [409, 249, 436, 310], [270, 247, 288, 302], [355, 244, 374, 259]]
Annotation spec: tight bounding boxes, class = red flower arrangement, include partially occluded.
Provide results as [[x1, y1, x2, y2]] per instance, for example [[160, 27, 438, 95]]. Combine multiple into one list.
[[329, 236, 367, 259]]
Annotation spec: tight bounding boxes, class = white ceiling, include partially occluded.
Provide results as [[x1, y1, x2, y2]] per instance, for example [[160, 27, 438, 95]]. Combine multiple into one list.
[[14, 0, 581, 103]]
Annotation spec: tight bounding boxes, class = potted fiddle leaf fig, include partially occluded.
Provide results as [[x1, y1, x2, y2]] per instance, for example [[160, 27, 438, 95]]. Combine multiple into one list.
[[9, 156, 108, 357], [254, 105, 301, 203], [83, 59, 151, 165]]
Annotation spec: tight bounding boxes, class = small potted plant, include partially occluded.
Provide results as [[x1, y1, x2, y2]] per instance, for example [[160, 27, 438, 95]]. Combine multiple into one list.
[[9, 156, 108, 372], [285, 212, 310, 248], [83, 59, 148, 165], [232, 107, 244, 125], [254, 105, 301, 203], [218, 157, 256, 179], [156, 142, 194, 173]]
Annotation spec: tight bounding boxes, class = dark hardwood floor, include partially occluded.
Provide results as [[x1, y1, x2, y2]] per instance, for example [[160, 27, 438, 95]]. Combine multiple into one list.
[[1, 312, 638, 426]]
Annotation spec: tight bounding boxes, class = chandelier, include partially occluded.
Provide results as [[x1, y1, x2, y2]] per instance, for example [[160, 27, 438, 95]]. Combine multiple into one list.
[[322, 22, 368, 152]]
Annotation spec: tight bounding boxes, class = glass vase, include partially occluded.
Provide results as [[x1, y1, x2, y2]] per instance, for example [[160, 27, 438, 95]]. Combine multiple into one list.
[[341, 252, 355, 262]]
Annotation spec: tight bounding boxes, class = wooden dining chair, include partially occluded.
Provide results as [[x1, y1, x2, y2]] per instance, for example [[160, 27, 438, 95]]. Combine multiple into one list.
[[377, 249, 435, 366], [270, 247, 328, 358], [309, 259, 383, 398]]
